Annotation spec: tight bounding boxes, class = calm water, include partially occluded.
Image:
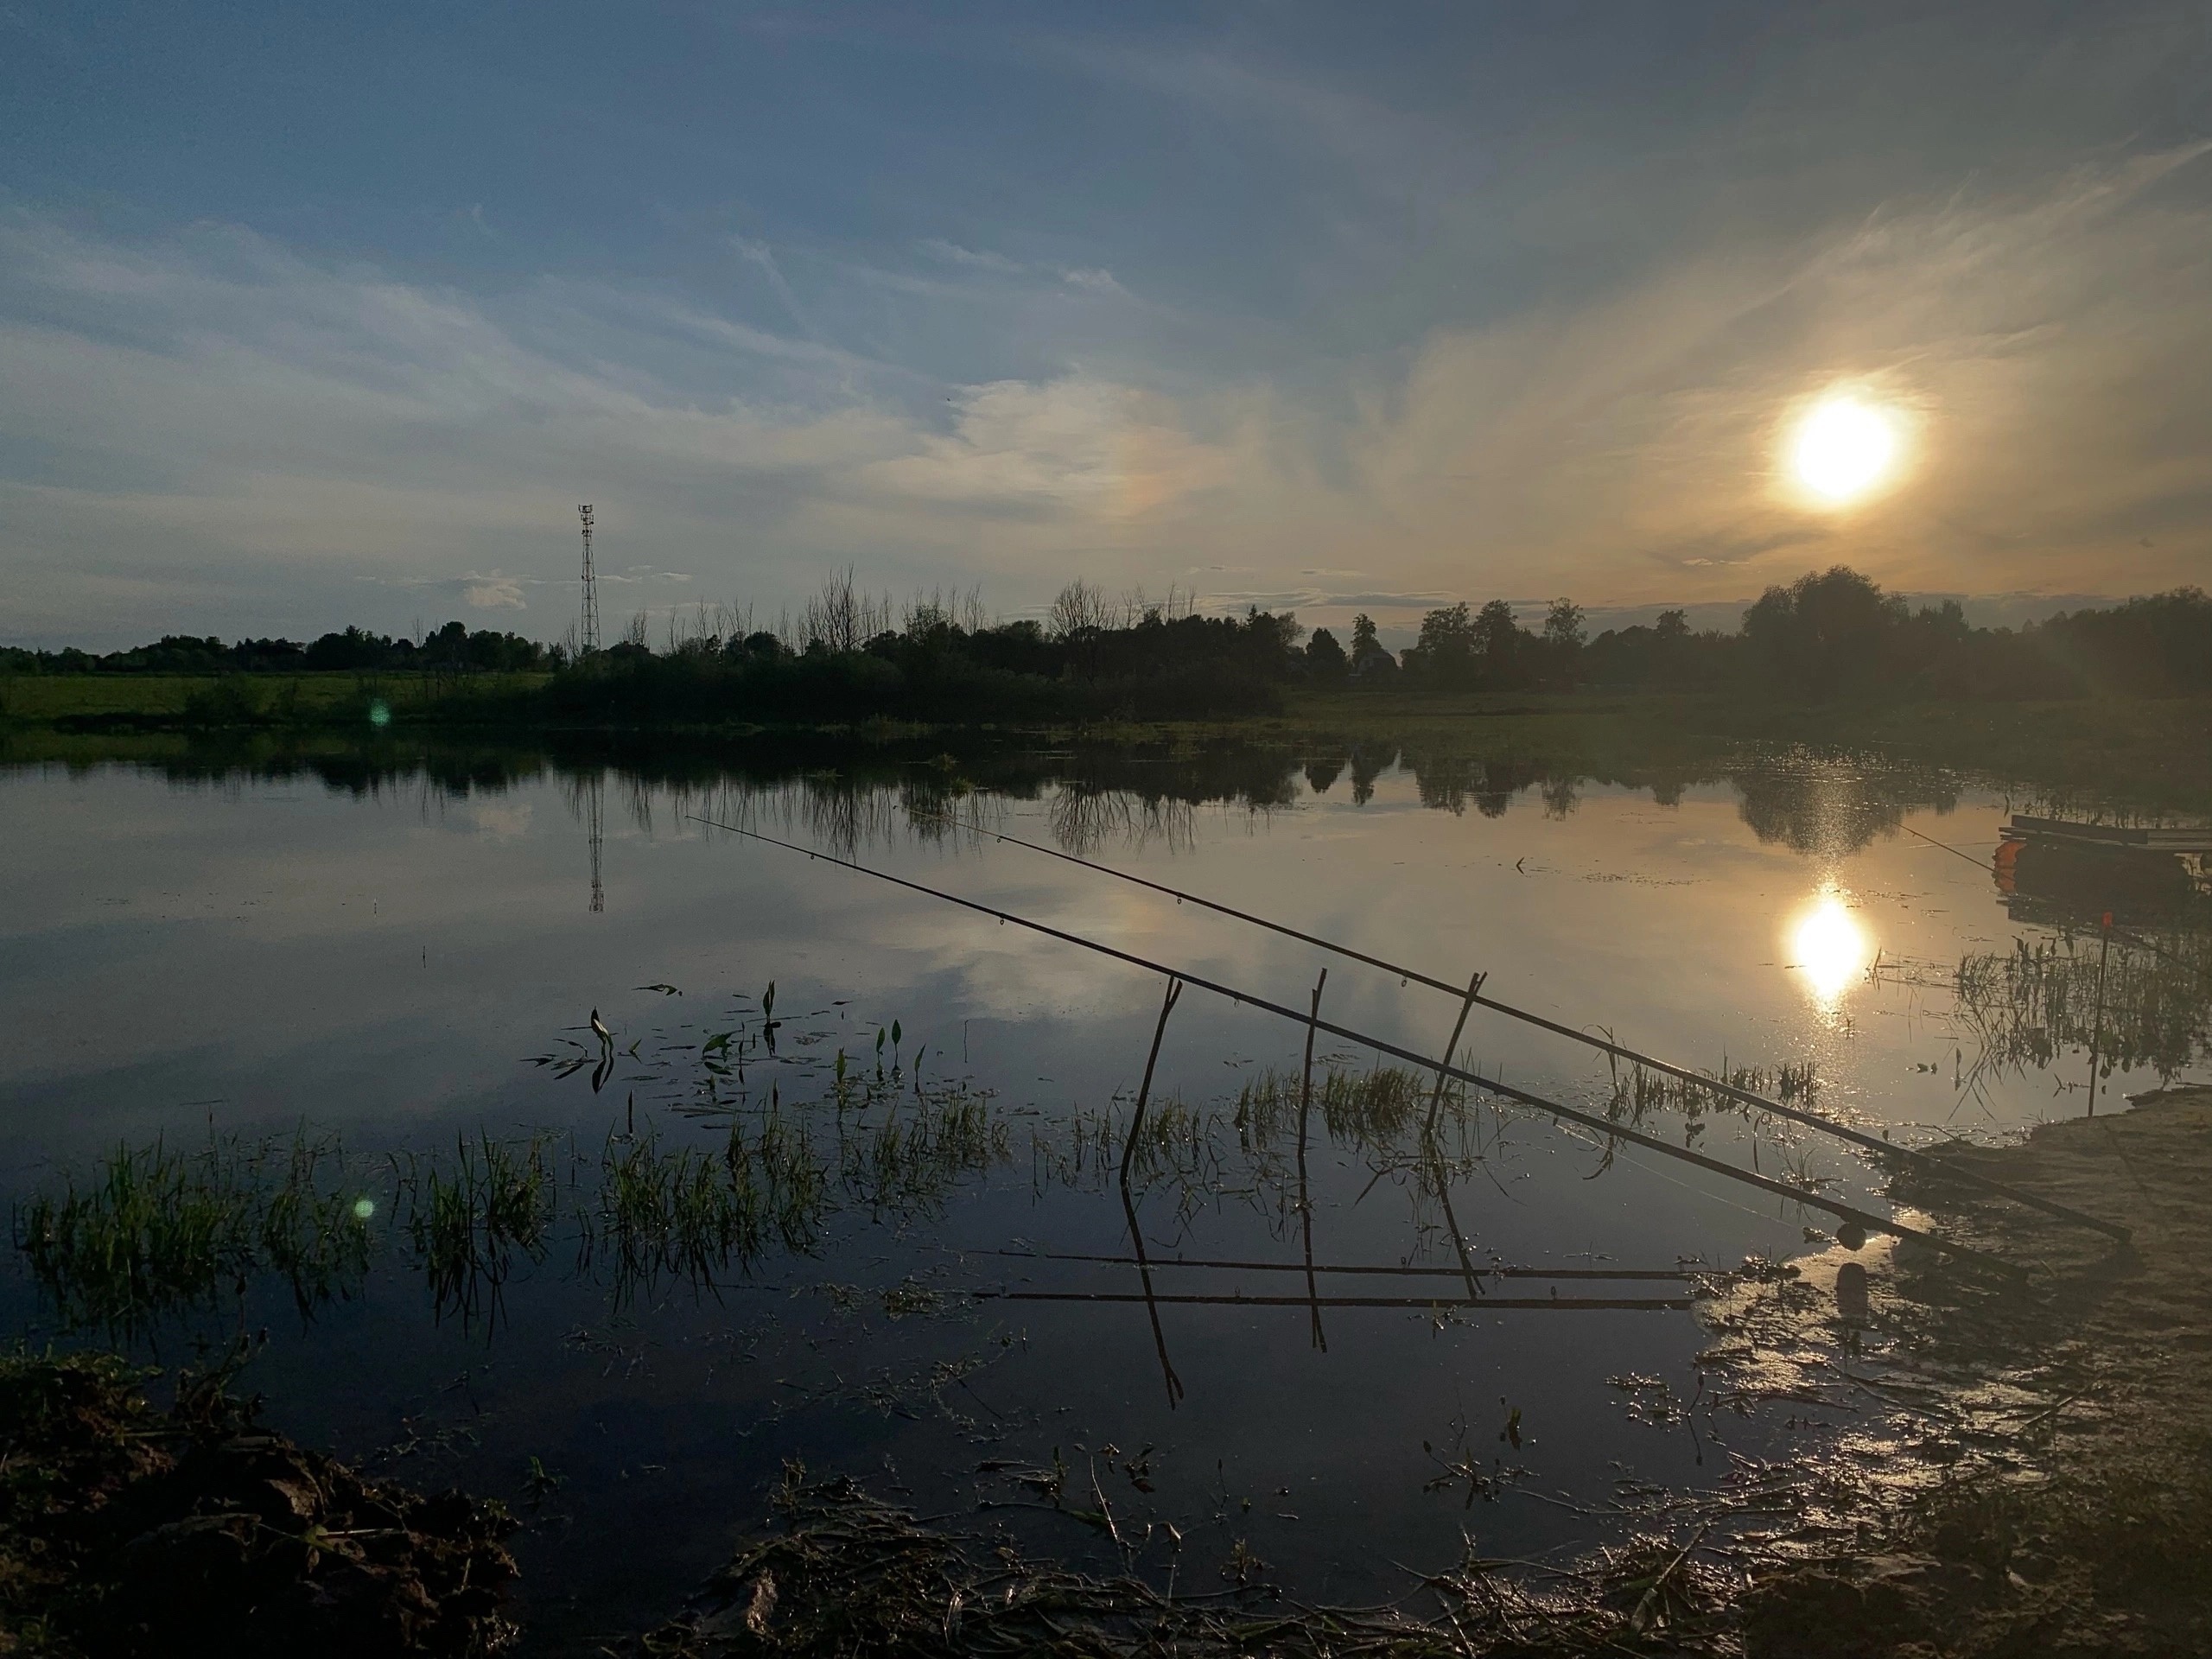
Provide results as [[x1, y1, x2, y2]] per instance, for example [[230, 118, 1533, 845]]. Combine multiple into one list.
[[3, 732, 2206, 1649]]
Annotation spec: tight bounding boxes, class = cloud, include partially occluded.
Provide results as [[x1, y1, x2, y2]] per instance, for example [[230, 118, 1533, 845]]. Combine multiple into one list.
[[1058, 267, 1127, 296], [857, 377, 1236, 517], [1643, 527, 1833, 570], [3, 137, 2209, 646], [731, 236, 816, 338], [0, 213, 1244, 643], [1325, 143, 2212, 601], [918, 238, 1025, 275], [915, 238, 1130, 300], [461, 572, 526, 609]]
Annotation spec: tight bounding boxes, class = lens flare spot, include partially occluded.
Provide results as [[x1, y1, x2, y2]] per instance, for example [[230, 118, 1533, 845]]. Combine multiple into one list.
[[1789, 889, 1872, 1007], [353, 1197, 377, 1221], [367, 699, 392, 728], [1790, 396, 1900, 504]]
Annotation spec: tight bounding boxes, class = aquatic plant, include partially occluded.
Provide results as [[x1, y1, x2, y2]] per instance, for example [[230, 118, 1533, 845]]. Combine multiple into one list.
[[578, 1111, 826, 1307], [836, 1082, 1007, 1213], [1954, 931, 2212, 1092], [1601, 1058, 1821, 1128], [398, 1131, 559, 1327], [1233, 1064, 1435, 1150], [13, 1132, 372, 1338]]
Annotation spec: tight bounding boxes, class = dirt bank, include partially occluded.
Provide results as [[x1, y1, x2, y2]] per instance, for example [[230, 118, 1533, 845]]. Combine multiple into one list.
[[0, 1350, 519, 1657], [1743, 1084, 2212, 1657]]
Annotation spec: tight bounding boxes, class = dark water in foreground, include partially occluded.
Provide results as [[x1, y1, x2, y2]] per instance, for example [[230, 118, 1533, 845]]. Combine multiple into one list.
[[3, 732, 2207, 1648]]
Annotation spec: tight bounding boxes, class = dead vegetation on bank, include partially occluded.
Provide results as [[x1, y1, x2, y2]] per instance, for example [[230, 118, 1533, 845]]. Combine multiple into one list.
[[0, 1347, 518, 1657], [617, 1461, 1740, 1659]]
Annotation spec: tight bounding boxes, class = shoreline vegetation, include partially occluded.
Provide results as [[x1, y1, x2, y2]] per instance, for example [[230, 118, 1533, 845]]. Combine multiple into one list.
[[5, 565, 2209, 724], [6, 567, 2209, 816]]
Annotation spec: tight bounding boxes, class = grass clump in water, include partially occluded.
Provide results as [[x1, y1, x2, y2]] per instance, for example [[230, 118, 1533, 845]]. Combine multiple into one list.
[[580, 1114, 826, 1308], [837, 1083, 1008, 1214], [13, 1133, 372, 1338], [1231, 1064, 1438, 1149], [398, 1131, 559, 1327]]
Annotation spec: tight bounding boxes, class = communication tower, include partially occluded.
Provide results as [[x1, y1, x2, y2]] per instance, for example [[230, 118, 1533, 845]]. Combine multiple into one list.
[[577, 504, 601, 654]]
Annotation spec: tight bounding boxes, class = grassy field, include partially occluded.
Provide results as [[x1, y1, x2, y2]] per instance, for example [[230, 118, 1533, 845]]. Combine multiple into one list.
[[0, 671, 549, 725]]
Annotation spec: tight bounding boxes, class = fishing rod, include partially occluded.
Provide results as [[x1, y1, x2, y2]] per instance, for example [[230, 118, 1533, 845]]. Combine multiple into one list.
[[976, 1290, 1690, 1312], [910, 810, 2127, 1245], [687, 814, 2031, 1281], [995, 1249, 1696, 1281]]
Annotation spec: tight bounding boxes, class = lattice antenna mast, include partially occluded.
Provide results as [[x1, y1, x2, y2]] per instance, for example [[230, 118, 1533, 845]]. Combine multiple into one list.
[[577, 504, 601, 654]]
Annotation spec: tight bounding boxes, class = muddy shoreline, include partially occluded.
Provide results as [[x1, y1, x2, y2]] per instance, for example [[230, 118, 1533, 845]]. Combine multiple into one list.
[[1738, 1081, 2212, 1656]]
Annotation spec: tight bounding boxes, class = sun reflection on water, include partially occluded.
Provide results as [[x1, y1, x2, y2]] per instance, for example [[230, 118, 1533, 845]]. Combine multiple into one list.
[[1789, 887, 1872, 1008]]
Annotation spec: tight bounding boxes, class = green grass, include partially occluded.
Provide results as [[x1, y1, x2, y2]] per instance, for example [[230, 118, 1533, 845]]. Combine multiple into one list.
[[0, 671, 550, 728], [12, 1133, 373, 1337]]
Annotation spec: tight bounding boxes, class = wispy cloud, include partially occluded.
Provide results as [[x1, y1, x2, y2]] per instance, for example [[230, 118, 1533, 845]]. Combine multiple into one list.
[[918, 238, 1025, 275], [731, 236, 817, 340]]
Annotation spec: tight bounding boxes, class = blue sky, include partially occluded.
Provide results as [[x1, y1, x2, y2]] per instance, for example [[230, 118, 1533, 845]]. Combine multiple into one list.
[[3, 2, 2209, 646]]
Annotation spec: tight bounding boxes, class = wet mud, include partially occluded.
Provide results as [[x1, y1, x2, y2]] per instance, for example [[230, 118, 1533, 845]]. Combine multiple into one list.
[[1740, 1084, 2212, 1656]]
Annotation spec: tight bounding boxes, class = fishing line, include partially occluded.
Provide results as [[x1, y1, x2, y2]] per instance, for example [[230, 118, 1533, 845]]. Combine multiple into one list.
[[901, 807, 2123, 1243], [688, 812, 2034, 1279]]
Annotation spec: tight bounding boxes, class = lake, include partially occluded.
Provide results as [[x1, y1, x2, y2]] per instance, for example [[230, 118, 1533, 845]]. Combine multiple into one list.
[[4, 729, 2205, 1649]]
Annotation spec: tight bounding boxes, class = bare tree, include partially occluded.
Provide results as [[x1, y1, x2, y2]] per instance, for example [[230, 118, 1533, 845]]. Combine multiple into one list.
[[798, 568, 894, 652], [1048, 578, 1120, 639]]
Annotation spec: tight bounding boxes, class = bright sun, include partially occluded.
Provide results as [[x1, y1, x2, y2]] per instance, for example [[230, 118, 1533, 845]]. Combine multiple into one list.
[[1790, 396, 1900, 505]]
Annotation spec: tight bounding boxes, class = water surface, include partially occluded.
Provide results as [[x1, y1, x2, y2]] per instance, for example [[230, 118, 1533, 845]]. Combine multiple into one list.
[[4, 732, 2204, 1647]]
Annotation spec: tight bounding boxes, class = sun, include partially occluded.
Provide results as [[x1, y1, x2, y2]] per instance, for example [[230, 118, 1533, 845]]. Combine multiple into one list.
[[1789, 395, 1901, 505]]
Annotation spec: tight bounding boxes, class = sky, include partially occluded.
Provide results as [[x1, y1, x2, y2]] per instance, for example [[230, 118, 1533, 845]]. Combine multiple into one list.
[[3, 0, 2210, 649]]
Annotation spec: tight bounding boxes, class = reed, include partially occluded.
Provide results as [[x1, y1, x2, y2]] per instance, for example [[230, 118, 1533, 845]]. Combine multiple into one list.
[[1233, 1064, 1439, 1150], [399, 1131, 558, 1326]]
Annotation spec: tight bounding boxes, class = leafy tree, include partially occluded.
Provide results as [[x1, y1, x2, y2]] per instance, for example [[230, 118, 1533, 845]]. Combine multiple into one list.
[[1347, 613, 1395, 678], [1472, 600, 1522, 682], [1305, 626, 1349, 683], [1411, 601, 1478, 683], [1742, 566, 1908, 697], [1542, 598, 1586, 652]]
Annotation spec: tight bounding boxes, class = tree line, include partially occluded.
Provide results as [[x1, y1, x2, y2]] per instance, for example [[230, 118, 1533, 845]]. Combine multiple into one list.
[[1, 619, 553, 677], [5, 568, 2207, 717], [1365, 568, 2210, 700]]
